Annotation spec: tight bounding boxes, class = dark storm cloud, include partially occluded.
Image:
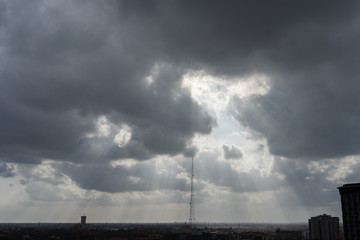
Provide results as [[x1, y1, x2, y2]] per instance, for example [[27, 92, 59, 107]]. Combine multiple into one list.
[[0, 0, 215, 164], [2, 0, 360, 195], [121, 0, 360, 160], [231, 69, 360, 160], [218, 2, 360, 159], [223, 145, 243, 160], [129, 0, 360, 75]]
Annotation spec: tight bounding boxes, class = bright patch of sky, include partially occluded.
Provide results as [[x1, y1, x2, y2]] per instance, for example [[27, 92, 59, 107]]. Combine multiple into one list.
[[182, 71, 270, 118], [182, 71, 273, 174]]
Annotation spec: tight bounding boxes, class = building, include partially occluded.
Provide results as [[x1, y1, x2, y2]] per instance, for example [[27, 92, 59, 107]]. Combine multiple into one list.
[[338, 183, 360, 240], [275, 229, 302, 240], [81, 215, 86, 226], [308, 214, 339, 240], [238, 231, 269, 240]]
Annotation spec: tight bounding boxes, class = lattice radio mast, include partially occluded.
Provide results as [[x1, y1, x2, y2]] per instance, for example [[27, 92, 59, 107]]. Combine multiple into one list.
[[189, 156, 195, 225]]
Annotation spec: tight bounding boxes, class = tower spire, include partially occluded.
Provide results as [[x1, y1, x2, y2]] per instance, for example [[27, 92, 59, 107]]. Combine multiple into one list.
[[189, 156, 195, 226]]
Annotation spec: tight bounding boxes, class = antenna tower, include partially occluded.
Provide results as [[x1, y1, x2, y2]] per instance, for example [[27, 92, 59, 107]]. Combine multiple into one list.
[[189, 156, 195, 225]]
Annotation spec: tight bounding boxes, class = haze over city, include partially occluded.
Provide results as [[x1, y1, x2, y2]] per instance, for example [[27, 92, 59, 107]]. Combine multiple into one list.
[[1, 0, 360, 223]]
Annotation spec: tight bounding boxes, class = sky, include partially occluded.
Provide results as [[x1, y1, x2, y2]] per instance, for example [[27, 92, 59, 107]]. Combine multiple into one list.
[[1, 0, 360, 223]]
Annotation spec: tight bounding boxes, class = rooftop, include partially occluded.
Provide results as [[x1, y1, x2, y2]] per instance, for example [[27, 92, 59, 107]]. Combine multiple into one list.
[[338, 183, 360, 188]]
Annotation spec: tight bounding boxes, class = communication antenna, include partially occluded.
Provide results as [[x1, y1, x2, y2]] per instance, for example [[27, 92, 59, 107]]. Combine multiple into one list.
[[189, 156, 195, 226]]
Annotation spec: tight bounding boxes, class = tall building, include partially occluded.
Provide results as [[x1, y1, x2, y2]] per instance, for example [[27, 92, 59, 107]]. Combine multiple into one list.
[[308, 214, 339, 240], [338, 183, 360, 240]]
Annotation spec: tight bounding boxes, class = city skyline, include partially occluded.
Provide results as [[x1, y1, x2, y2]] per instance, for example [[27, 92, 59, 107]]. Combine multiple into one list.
[[1, 0, 360, 223]]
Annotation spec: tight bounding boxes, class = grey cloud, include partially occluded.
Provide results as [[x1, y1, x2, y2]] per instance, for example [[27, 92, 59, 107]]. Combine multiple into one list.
[[77, 191, 189, 207], [183, 146, 198, 158], [185, 149, 344, 207], [189, 151, 281, 193], [343, 162, 360, 184], [122, 0, 360, 160], [271, 158, 341, 207], [2, 0, 360, 198], [16, 164, 67, 186], [128, 1, 360, 75], [0, 162, 15, 178], [20, 179, 29, 185], [25, 182, 79, 202], [0, 0, 215, 164], [221, 4, 360, 159], [223, 145, 243, 160], [231, 69, 360, 160], [58, 161, 189, 193]]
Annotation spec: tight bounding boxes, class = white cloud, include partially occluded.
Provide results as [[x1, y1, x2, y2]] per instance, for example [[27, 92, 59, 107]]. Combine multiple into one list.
[[182, 71, 270, 118], [114, 124, 132, 147]]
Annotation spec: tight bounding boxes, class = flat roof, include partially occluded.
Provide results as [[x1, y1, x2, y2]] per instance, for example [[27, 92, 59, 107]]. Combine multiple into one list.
[[338, 183, 360, 188]]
